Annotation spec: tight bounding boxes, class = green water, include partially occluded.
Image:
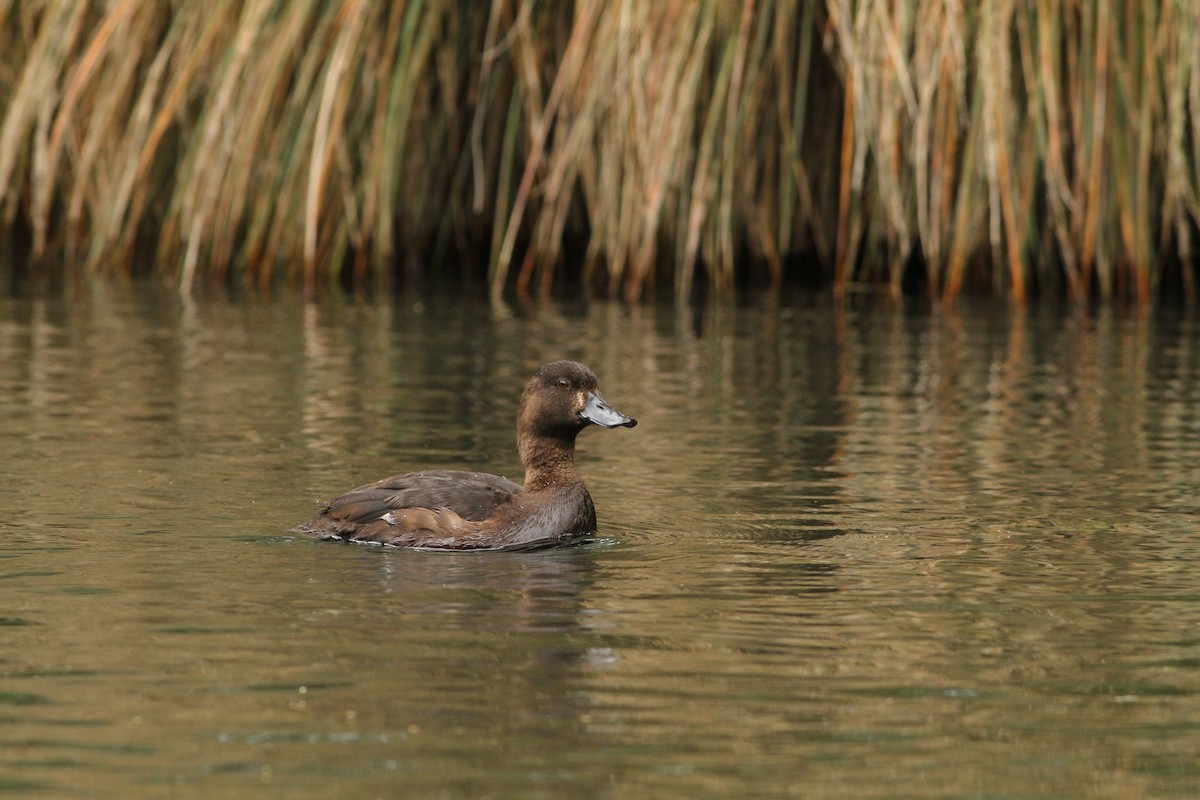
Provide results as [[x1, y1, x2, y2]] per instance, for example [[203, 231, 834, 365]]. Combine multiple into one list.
[[1, 280, 1198, 798]]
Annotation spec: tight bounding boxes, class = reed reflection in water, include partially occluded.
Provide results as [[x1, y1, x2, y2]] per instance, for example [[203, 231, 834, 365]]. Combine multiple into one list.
[[0, 281, 1198, 798]]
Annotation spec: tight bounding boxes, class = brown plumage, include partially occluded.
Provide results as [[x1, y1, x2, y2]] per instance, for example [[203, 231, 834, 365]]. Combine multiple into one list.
[[291, 361, 636, 550]]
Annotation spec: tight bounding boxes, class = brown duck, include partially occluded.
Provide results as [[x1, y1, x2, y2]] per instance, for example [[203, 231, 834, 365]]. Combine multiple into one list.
[[292, 361, 637, 550]]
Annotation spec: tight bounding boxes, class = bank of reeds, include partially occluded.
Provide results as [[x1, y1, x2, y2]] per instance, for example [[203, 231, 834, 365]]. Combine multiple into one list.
[[1, 1, 1198, 302]]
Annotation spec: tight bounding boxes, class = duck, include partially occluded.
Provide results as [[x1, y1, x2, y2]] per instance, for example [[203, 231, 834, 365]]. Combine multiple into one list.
[[292, 360, 637, 550]]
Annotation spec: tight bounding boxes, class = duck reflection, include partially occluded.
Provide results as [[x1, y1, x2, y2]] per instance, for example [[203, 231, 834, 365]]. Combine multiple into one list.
[[346, 546, 601, 634]]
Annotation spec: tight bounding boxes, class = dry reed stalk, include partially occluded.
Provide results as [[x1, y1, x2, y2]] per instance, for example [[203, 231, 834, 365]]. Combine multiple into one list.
[[1166, 0, 1200, 302], [774, 0, 827, 267], [679, 3, 735, 299], [982, 0, 1026, 301], [1, 1, 1198, 301], [0, 2, 86, 226], [491, 1, 578, 299], [1033, 1, 1082, 299], [1079, 1, 1110, 296]]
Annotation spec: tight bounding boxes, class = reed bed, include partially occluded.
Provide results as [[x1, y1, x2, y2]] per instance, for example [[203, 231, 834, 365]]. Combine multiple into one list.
[[0, 1, 1197, 302]]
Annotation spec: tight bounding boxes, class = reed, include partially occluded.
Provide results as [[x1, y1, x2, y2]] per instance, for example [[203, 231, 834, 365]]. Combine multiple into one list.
[[0, 1, 1197, 302]]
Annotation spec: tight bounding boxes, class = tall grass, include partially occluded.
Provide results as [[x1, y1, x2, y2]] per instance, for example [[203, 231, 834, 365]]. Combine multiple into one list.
[[0, 1, 1198, 302]]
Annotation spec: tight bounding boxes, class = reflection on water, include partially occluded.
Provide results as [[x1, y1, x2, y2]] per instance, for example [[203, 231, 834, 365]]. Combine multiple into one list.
[[1, 279, 1199, 797]]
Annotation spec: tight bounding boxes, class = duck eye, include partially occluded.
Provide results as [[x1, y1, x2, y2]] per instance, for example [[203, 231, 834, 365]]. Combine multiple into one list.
[[556, 378, 570, 389]]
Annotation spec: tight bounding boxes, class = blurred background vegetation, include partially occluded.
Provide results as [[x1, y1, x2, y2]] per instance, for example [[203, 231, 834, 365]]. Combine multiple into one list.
[[1, 1, 1198, 303]]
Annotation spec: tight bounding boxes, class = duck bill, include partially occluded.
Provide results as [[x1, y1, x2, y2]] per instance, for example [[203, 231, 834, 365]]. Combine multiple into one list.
[[581, 392, 637, 428]]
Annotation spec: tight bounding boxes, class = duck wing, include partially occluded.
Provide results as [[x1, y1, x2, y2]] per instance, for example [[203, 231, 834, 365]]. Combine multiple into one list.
[[294, 469, 522, 538]]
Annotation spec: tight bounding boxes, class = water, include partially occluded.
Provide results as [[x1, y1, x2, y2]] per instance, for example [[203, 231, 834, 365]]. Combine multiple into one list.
[[2, 279, 1199, 798]]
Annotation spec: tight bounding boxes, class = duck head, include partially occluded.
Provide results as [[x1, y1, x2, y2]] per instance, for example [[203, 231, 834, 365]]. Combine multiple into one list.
[[518, 360, 637, 440]]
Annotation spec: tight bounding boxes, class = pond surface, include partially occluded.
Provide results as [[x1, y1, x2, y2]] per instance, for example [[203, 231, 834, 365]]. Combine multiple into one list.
[[1, 279, 1199, 798]]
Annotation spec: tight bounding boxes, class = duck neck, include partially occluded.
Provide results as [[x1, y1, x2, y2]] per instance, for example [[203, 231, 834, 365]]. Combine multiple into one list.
[[520, 433, 581, 492]]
